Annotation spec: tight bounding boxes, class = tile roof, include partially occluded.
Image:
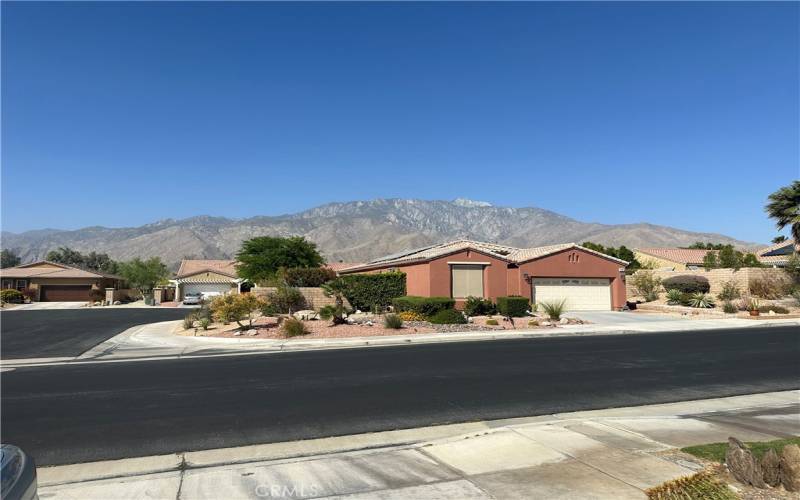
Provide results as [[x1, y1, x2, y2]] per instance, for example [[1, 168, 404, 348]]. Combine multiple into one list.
[[0, 261, 121, 280], [176, 259, 238, 279], [341, 240, 628, 272], [325, 262, 365, 272], [756, 239, 798, 257], [635, 248, 714, 265]]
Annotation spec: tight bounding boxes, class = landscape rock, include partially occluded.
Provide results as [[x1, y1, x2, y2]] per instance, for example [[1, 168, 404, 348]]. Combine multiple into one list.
[[113, 300, 122, 305], [780, 444, 800, 492], [761, 448, 781, 487], [559, 318, 569, 325], [541, 321, 551, 327], [726, 437, 766, 488], [293, 310, 319, 321], [233, 331, 243, 336]]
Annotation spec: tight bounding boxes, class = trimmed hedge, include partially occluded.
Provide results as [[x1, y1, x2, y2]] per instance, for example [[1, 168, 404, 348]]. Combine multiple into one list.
[[496, 296, 530, 317], [340, 272, 406, 311], [463, 296, 496, 316], [428, 308, 467, 324], [392, 296, 454, 316], [661, 275, 710, 294], [280, 267, 337, 287], [0, 289, 24, 304]]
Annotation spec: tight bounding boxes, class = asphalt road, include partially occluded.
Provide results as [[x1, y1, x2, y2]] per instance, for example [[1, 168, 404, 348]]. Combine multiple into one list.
[[0, 308, 187, 359], [2, 325, 799, 466]]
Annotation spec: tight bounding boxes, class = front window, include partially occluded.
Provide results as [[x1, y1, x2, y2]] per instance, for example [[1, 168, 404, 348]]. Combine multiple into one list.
[[451, 264, 484, 298], [15, 279, 27, 291]]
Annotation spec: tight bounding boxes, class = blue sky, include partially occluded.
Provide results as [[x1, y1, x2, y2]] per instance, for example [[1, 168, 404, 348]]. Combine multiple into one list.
[[2, 2, 798, 243]]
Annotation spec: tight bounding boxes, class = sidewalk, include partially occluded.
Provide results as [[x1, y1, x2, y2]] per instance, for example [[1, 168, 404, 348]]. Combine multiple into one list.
[[37, 391, 800, 499], [4, 315, 799, 368]]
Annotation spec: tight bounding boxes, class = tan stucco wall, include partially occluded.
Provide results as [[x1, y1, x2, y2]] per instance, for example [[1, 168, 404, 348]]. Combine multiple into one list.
[[626, 267, 790, 298], [633, 251, 688, 270]]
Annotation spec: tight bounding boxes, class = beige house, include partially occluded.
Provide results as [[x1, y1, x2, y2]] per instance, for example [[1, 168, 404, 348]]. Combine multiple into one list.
[[756, 239, 797, 267], [0, 261, 124, 301], [172, 259, 249, 301], [633, 248, 714, 271]]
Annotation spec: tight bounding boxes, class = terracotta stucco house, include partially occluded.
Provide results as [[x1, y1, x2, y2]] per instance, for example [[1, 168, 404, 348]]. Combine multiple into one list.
[[340, 240, 628, 311], [0, 261, 124, 301]]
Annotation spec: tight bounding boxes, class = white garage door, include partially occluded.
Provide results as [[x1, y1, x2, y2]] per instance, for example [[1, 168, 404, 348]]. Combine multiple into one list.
[[183, 283, 232, 296], [532, 278, 611, 311]]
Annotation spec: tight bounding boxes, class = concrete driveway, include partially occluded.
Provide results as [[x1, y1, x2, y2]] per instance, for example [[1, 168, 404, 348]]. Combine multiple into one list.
[[564, 310, 680, 326], [7, 301, 87, 311]]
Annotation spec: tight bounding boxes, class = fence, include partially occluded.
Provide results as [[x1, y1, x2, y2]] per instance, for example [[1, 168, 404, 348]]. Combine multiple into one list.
[[626, 267, 790, 298], [252, 286, 352, 311]]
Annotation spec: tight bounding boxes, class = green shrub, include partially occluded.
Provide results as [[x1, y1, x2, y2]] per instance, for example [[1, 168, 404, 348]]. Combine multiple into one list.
[[199, 317, 210, 330], [496, 296, 530, 317], [392, 296, 455, 316], [383, 313, 403, 329], [339, 272, 406, 311], [282, 318, 309, 337], [540, 299, 568, 320], [661, 275, 710, 294], [630, 271, 662, 301], [262, 285, 307, 314], [183, 315, 196, 329], [645, 471, 736, 500], [758, 304, 790, 314], [280, 267, 337, 287], [485, 318, 499, 326], [318, 304, 338, 321], [722, 301, 738, 314], [687, 293, 714, 308], [717, 280, 741, 301], [463, 296, 496, 316], [665, 289, 684, 306], [428, 308, 467, 324], [0, 289, 24, 304]]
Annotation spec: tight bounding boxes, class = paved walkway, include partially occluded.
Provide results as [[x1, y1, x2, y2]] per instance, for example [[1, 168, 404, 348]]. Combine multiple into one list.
[[37, 391, 800, 499]]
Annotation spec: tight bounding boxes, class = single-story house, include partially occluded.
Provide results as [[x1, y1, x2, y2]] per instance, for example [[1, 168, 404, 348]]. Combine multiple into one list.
[[172, 259, 249, 301], [633, 248, 715, 271], [0, 261, 124, 301], [339, 240, 628, 311], [326, 262, 365, 275], [756, 239, 798, 268]]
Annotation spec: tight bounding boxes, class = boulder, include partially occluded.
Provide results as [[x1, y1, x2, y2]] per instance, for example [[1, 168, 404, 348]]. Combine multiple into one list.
[[781, 444, 800, 492], [726, 437, 766, 488], [559, 318, 569, 325], [761, 448, 781, 487], [113, 300, 122, 305], [293, 310, 319, 321]]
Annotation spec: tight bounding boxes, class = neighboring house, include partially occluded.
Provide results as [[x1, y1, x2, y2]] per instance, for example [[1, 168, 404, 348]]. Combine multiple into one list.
[[633, 248, 714, 271], [326, 262, 365, 274], [756, 239, 798, 268], [172, 259, 248, 301], [339, 240, 628, 311], [0, 261, 124, 301]]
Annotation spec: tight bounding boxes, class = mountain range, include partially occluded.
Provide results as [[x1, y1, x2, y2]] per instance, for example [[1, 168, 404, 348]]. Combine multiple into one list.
[[2, 198, 758, 268]]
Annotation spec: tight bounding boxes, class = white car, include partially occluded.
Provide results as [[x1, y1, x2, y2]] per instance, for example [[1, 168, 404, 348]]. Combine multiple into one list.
[[182, 292, 203, 305], [200, 291, 222, 301]]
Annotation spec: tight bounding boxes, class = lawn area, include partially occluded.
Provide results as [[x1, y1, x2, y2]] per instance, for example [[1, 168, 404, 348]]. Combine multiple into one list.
[[681, 436, 800, 463]]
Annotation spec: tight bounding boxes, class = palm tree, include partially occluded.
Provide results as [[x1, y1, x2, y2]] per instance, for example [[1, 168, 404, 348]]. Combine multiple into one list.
[[765, 181, 800, 242], [772, 235, 788, 244]]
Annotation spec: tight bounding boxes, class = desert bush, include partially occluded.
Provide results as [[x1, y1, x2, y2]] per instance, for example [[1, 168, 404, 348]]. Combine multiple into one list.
[[496, 296, 530, 317], [717, 280, 741, 301], [318, 304, 339, 321], [661, 275, 710, 294], [183, 315, 196, 329], [485, 318, 499, 326], [428, 308, 467, 324], [540, 299, 568, 320], [722, 301, 738, 314], [279, 267, 337, 287], [738, 297, 760, 312], [463, 296, 496, 316], [338, 272, 406, 311], [210, 293, 266, 329], [20, 288, 37, 302], [630, 271, 662, 301], [528, 319, 539, 327], [758, 304, 790, 314], [0, 289, 24, 304], [398, 311, 425, 322], [383, 313, 403, 329], [262, 285, 307, 314], [645, 470, 736, 500], [687, 293, 714, 308], [282, 318, 309, 337], [665, 289, 684, 306], [392, 296, 455, 316], [89, 287, 106, 302], [199, 317, 210, 330], [749, 274, 791, 299]]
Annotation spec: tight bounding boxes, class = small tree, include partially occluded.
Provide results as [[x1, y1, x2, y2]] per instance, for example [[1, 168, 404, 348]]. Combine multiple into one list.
[[209, 294, 265, 329], [630, 270, 662, 302], [1, 249, 21, 268], [236, 236, 324, 284], [717, 245, 742, 270], [702, 252, 718, 271], [118, 257, 170, 299], [785, 254, 800, 283], [320, 278, 348, 325], [741, 253, 763, 268], [46, 247, 86, 267]]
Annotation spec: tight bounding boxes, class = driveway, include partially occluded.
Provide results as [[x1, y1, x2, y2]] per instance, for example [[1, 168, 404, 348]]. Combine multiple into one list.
[[7, 301, 87, 311], [564, 310, 680, 326], [0, 308, 188, 360]]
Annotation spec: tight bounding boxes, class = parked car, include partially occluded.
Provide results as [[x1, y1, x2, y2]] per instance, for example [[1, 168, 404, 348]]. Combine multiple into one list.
[[1, 445, 37, 500], [200, 291, 222, 301], [182, 292, 204, 305]]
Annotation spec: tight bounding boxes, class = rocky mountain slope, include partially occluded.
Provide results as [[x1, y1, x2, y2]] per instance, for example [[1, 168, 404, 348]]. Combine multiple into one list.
[[2, 198, 757, 268]]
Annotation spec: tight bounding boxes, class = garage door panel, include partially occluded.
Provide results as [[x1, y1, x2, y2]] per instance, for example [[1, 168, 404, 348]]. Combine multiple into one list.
[[533, 278, 611, 311], [40, 285, 93, 302], [183, 283, 232, 296]]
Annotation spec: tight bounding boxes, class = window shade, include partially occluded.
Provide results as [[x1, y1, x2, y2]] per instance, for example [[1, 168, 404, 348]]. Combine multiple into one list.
[[451, 265, 484, 298]]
